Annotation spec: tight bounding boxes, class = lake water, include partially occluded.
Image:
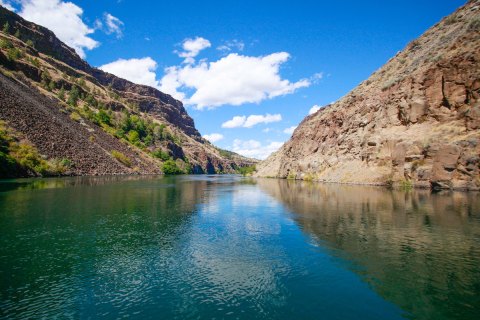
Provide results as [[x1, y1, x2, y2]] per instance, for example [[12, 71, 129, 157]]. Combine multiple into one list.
[[0, 175, 479, 319]]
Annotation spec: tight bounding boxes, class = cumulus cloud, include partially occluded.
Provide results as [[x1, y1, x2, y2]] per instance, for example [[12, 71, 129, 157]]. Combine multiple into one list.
[[232, 139, 283, 160], [222, 116, 246, 129], [283, 126, 297, 134], [104, 13, 124, 38], [19, 0, 99, 58], [203, 133, 224, 143], [160, 51, 310, 109], [0, 0, 16, 11], [309, 104, 322, 115], [177, 37, 211, 64], [217, 39, 245, 52], [99, 57, 160, 89], [221, 114, 282, 128]]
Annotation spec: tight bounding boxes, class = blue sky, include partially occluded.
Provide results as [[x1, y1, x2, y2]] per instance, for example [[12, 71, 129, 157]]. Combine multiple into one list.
[[1, 0, 465, 159]]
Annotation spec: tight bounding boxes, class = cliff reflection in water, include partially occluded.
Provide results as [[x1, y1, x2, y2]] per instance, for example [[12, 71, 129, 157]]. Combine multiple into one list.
[[0, 175, 210, 319], [257, 179, 480, 320]]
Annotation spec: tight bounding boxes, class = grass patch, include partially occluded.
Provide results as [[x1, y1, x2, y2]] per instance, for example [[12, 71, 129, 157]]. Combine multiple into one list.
[[111, 150, 131, 167]]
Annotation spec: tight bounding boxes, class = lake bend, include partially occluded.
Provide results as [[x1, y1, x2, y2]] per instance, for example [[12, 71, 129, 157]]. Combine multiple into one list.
[[0, 175, 479, 319]]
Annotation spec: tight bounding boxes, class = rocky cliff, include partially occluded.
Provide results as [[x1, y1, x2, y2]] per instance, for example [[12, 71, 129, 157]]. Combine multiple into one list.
[[0, 6, 255, 177], [256, 0, 480, 190]]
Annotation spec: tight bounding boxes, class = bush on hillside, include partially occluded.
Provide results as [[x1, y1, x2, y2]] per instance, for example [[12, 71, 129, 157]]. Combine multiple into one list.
[[162, 159, 184, 175], [111, 150, 132, 167]]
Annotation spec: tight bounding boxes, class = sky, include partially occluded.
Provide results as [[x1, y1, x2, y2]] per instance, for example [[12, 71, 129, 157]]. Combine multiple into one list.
[[0, 0, 466, 159]]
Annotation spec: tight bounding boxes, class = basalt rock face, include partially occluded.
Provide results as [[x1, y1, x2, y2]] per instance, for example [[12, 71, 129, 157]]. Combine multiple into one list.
[[0, 6, 255, 176], [256, 0, 480, 190]]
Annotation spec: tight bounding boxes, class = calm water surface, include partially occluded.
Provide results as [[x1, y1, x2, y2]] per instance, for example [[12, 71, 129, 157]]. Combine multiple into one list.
[[0, 175, 479, 319]]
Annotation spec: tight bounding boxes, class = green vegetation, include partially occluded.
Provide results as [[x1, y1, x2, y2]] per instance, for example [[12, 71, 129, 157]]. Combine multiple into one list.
[[217, 147, 236, 160], [2, 22, 9, 33], [0, 124, 18, 177], [0, 122, 69, 177], [111, 150, 132, 167], [69, 112, 81, 122], [161, 159, 184, 175], [237, 165, 256, 176], [12, 143, 50, 175], [152, 149, 170, 161], [0, 36, 187, 168], [6, 47, 22, 61], [57, 86, 65, 101], [0, 38, 12, 49], [399, 179, 413, 190], [67, 86, 80, 106]]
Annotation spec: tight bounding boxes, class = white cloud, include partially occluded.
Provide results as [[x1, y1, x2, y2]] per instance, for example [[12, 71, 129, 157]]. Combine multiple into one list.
[[222, 116, 246, 128], [104, 13, 123, 38], [283, 126, 297, 134], [244, 114, 282, 128], [99, 57, 160, 89], [203, 133, 224, 143], [177, 37, 211, 64], [232, 139, 284, 160], [0, 0, 15, 11], [217, 39, 245, 52], [19, 0, 99, 58], [160, 51, 311, 109], [309, 104, 322, 115], [221, 114, 282, 128], [262, 128, 272, 133]]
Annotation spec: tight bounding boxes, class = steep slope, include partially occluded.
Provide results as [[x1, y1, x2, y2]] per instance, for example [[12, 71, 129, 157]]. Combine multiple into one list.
[[0, 6, 255, 177], [256, 0, 480, 190]]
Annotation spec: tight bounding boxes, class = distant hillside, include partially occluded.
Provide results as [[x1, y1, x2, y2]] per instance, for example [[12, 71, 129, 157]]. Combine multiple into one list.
[[0, 6, 256, 177], [256, 0, 480, 190]]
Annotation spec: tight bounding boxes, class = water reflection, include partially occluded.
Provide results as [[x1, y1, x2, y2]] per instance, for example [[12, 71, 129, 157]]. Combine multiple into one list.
[[0, 176, 207, 319], [1, 176, 478, 319], [257, 179, 480, 320]]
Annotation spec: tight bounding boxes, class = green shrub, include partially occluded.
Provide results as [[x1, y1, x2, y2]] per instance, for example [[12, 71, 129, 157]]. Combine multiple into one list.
[[84, 94, 97, 107], [67, 86, 80, 106], [162, 159, 184, 175], [111, 150, 131, 167], [237, 165, 256, 176], [152, 149, 170, 161], [6, 47, 22, 61], [12, 143, 50, 175], [49, 158, 72, 174], [69, 112, 81, 121], [127, 130, 140, 144], [0, 127, 18, 176], [57, 86, 66, 101], [2, 22, 10, 33], [48, 80, 56, 91], [0, 38, 12, 49], [96, 109, 111, 125]]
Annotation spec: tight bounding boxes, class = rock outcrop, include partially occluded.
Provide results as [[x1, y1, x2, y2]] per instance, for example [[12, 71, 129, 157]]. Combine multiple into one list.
[[256, 0, 480, 190], [0, 6, 255, 176]]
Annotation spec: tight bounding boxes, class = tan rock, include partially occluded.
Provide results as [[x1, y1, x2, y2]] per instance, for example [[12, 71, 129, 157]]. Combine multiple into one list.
[[256, 1, 480, 190]]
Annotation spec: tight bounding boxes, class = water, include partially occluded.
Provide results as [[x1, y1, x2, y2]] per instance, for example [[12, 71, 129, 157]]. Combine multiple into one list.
[[0, 175, 478, 319]]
